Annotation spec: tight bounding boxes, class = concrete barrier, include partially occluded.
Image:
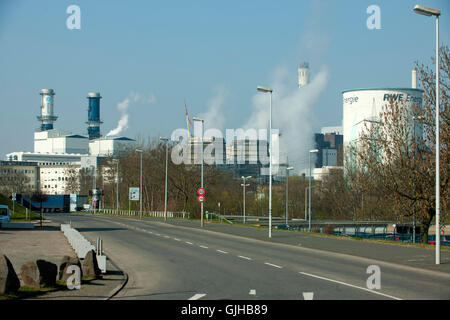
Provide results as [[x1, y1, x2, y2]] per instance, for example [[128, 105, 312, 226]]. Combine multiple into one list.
[[60, 224, 107, 273]]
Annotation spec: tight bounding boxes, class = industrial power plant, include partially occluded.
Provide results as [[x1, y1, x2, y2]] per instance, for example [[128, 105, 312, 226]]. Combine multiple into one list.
[[4, 89, 135, 196]]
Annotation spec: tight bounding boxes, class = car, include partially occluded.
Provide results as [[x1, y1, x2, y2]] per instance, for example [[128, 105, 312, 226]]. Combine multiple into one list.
[[0, 205, 11, 228]]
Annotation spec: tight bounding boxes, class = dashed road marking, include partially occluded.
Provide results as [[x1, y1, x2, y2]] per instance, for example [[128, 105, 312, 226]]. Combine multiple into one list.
[[264, 262, 283, 269], [185, 241, 193, 245], [303, 292, 314, 300], [217, 250, 228, 254], [199, 245, 209, 249], [174, 238, 181, 241], [238, 255, 252, 260], [188, 293, 206, 300], [249, 289, 256, 295]]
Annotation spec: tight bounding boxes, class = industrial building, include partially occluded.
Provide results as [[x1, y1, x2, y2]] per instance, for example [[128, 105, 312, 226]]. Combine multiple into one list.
[[342, 69, 424, 168], [5, 89, 135, 195]]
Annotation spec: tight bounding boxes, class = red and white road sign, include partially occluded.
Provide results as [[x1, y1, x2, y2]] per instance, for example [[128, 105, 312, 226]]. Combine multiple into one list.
[[197, 188, 205, 196], [197, 195, 205, 203]]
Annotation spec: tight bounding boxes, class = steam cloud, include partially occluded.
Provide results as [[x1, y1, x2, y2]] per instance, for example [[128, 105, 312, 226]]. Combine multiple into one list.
[[107, 92, 156, 137], [245, 66, 329, 172]]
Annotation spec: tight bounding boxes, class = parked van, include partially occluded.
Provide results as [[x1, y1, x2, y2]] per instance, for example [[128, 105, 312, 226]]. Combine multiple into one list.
[[0, 205, 11, 227]]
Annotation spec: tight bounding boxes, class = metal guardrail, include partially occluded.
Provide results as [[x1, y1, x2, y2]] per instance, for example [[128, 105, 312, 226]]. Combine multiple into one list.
[[92, 208, 190, 219]]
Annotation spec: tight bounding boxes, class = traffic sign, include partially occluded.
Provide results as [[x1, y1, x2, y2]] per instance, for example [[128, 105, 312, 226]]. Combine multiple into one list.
[[197, 188, 205, 196], [129, 187, 139, 201], [197, 195, 205, 203]]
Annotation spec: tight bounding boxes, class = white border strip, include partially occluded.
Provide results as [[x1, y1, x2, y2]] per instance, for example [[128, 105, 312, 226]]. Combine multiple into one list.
[[299, 272, 402, 300]]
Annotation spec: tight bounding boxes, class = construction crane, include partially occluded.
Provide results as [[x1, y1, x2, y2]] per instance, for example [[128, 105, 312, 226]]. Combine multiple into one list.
[[184, 100, 193, 137]]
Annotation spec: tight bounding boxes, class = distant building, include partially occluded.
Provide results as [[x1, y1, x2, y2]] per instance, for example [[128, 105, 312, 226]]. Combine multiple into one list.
[[0, 161, 40, 193], [314, 131, 343, 168]]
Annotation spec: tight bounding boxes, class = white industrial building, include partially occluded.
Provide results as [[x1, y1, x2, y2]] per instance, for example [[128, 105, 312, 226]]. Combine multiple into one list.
[[342, 87, 424, 167], [89, 136, 135, 157], [34, 129, 89, 154]]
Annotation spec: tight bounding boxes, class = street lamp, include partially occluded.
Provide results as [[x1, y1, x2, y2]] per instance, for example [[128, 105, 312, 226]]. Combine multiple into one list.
[[413, 3, 441, 265], [135, 149, 143, 220], [193, 117, 205, 228], [241, 176, 251, 224], [285, 167, 294, 226], [309, 149, 319, 232], [112, 159, 119, 216], [160, 137, 169, 222], [257, 86, 273, 238]]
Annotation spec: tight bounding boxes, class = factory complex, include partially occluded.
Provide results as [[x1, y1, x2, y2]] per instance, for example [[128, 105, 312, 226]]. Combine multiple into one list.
[[1, 65, 424, 195], [3, 89, 135, 195]]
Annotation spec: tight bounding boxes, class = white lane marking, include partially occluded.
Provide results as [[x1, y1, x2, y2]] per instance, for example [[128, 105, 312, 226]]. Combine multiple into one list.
[[174, 238, 181, 241], [249, 289, 256, 295], [164, 235, 170, 238], [264, 262, 283, 269], [188, 293, 206, 300], [299, 272, 402, 300], [185, 241, 193, 245], [303, 292, 314, 300], [217, 250, 228, 254], [199, 245, 209, 249], [155, 233, 161, 236], [238, 255, 252, 260]]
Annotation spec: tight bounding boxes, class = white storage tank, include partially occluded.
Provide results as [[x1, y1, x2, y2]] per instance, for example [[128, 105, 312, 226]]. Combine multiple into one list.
[[342, 88, 424, 165]]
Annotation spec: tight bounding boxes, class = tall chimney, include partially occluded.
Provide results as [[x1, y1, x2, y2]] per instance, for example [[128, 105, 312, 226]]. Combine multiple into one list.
[[412, 67, 417, 88], [298, 62, 310, 88], [37, 89, 58, 131], [87, 92, 103, 140]]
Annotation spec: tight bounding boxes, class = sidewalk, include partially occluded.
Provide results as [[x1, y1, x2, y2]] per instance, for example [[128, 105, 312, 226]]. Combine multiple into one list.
[[0, 221, 126, 300]]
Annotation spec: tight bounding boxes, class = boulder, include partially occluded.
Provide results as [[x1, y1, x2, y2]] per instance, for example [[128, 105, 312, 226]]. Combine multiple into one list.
[[0, 255, 20, 294], [20, 260, 57, 288], [58, 256, 82, 283], [81, 250, 101, 278]]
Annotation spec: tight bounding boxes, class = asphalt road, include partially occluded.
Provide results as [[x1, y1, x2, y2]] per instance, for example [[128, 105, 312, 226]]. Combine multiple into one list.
[[48, 213, 450, 300]]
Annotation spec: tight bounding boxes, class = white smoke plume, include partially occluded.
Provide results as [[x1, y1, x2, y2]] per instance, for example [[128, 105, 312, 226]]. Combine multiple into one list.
[[244, 65, 329, 173], [107, 92, 156, 137], [198, 86, 228, 132]]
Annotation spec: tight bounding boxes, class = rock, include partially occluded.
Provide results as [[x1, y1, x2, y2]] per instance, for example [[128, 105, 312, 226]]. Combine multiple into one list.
[[58, 256, 82, 283], [0, 255, 20, 294], [20, 260, 57, 288], [81, 250, 101, 278]]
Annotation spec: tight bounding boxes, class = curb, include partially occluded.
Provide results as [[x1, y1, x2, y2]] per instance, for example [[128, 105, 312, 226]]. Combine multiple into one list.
[[105, 256, 129, 300]]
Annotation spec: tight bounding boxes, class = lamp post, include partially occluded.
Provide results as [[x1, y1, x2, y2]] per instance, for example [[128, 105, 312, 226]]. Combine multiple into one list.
[[113, 159, 119, 216], [413, 4, 441, 264], [135, 149, 143, 220], [309, 149, 319, 232], [285, 167, 294, 226], [193, 117, 205, 228], [160, 137, 169, 222], [257, 86, 273, 238], [241, 176, 251, 224]]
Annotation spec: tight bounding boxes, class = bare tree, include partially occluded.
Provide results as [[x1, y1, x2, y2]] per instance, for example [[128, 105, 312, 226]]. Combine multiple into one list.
[[347, 46, 449, 243]]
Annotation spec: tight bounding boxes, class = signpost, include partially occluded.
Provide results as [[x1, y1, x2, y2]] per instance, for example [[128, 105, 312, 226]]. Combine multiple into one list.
[[129, 187, 139, 215], [11, 193, 16, 217], [197, 188, 206, 217]]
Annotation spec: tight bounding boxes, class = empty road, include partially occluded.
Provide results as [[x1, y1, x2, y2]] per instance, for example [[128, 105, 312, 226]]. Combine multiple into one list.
[[49, 213, 450, 300]]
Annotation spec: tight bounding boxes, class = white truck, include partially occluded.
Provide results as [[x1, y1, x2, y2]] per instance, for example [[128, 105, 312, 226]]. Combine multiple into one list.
[[0, 205, 11, 228]]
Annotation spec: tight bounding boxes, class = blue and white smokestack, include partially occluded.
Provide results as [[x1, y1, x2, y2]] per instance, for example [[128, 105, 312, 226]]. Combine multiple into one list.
[[87, 92, 103, 140], [37, 89, 58, 131]]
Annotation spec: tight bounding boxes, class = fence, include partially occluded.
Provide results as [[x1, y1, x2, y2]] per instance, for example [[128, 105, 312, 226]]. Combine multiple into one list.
[[91, 208, 190, 219]]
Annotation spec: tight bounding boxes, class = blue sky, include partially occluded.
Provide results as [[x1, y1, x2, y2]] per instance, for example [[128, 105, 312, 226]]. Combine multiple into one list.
[[1, 0, 449, 168]]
